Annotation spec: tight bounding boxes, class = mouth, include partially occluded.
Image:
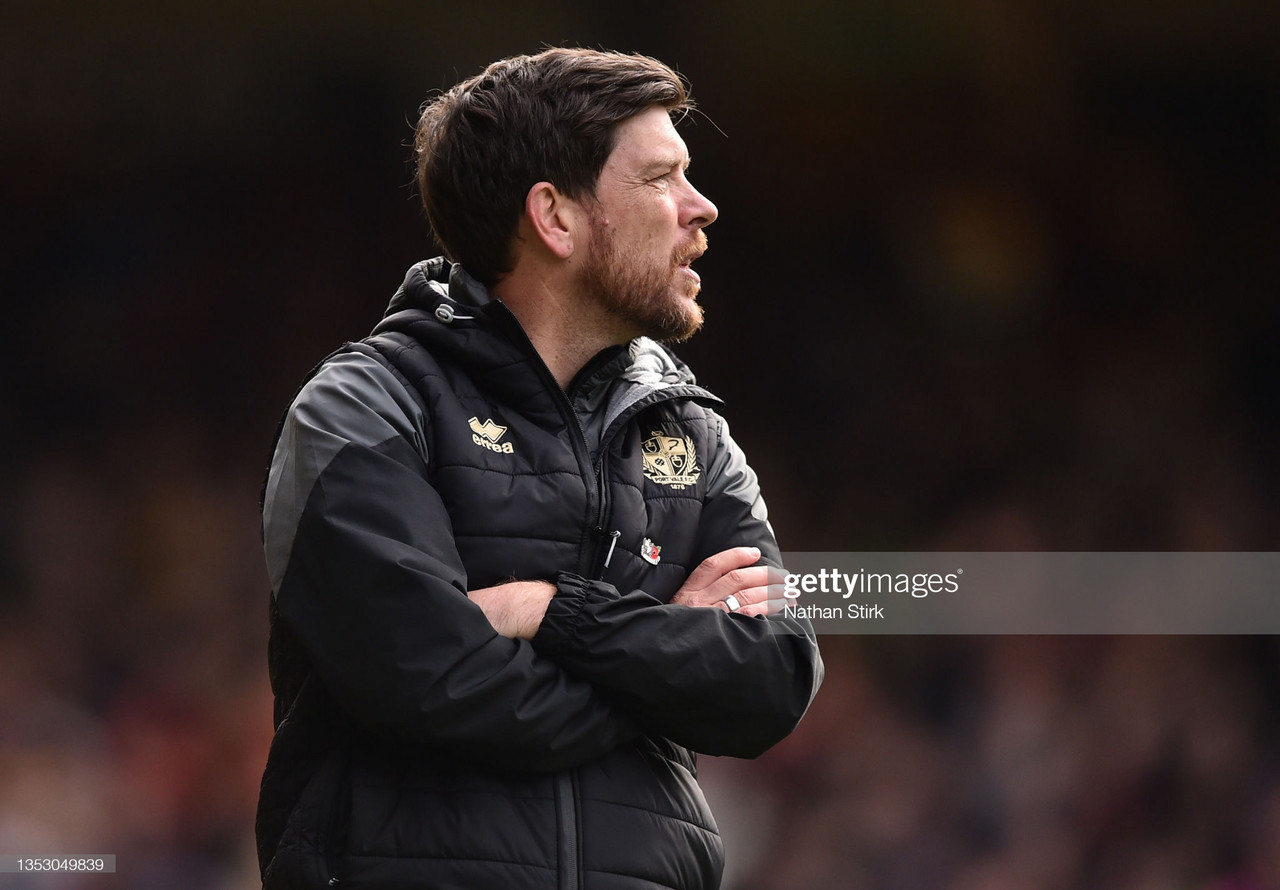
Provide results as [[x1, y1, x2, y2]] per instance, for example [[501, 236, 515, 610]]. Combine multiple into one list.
[[677, 257, 701, 284], [674, 231, 709, 286], [676, 245, 705, 280]]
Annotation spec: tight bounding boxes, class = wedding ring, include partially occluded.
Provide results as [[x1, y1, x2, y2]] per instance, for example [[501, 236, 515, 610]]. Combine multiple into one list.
[[723, 594, 743, 612]]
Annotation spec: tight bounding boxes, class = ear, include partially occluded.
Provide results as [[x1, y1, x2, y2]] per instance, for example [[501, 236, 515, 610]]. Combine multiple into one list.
[[524, 181, 584, 260]]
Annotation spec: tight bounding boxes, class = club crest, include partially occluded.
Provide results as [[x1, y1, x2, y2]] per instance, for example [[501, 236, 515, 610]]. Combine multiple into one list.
[[641, 431, 700, 489]]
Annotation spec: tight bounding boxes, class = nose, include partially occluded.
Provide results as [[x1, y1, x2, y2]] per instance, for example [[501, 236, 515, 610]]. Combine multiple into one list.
[[684, 183, 718, 229]]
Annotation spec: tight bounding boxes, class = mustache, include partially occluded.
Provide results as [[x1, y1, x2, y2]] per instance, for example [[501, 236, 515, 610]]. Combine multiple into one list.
[[674, 230, 709, 266]]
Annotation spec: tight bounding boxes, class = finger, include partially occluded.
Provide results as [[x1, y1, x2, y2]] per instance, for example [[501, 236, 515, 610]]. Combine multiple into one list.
[[748, 593, 791, 617], [683, 546, 761, 592], [722, 583, 785, 617], [705, 565, 774, 603]]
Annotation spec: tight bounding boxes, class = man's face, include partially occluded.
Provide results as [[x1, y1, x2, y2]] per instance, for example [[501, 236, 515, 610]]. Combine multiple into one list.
[[578, 106, 718, 343]]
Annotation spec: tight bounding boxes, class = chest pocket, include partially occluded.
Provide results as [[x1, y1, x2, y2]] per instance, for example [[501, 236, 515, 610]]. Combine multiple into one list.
[[601, 413, 712, 601]]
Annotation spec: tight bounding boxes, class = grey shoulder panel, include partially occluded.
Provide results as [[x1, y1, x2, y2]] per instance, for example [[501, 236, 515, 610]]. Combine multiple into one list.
[[262, 350, 428, 593], [624, 337, 696, 386], [703, 410, 772, 526]]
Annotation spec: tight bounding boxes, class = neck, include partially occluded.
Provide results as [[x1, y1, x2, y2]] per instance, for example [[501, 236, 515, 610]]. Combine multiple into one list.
[[494, 269, 633, 390]]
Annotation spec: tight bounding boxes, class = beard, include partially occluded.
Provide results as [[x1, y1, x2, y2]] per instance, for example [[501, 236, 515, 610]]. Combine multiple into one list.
[[579, 217, 707, 343]]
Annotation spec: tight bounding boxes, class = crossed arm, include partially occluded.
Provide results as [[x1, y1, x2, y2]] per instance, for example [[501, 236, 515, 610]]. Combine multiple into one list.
[[470, 545, 780, 639], [466, 547, 814, 758]]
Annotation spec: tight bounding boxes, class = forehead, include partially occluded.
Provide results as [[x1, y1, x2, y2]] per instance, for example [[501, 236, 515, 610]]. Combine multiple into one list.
[[604, 106, 688, 173]]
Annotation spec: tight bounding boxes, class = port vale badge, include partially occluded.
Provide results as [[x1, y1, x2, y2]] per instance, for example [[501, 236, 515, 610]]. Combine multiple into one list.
[[641, 431, 700, 489], [469, 417, 514, 454]]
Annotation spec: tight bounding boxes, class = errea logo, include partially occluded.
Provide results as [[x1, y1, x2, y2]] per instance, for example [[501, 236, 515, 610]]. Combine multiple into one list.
[[469, 417, 514, 454]]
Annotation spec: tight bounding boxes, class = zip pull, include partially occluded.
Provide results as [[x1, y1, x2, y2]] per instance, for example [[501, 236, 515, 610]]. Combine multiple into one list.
[[601, 530, 622, 570], [434, 303, 476, 323]]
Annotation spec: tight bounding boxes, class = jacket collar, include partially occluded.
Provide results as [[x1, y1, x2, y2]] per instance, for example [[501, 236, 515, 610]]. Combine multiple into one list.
[[380, 258, 706, 397]]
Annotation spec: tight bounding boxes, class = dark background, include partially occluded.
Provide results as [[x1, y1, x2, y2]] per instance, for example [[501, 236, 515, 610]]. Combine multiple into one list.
[[2, 2, 1279, 887]]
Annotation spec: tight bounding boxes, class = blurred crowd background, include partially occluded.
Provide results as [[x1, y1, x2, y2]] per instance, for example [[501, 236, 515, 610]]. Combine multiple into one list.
[[3, 1, 1278, 887]]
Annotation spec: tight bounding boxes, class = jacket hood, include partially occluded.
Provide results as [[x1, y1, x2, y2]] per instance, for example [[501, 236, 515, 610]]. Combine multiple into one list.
[[385, 257, 489, 316]]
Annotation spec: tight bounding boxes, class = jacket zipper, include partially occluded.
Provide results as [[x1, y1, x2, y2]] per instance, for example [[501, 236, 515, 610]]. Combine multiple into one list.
[[591, 454, 614, 579], [488, 304, 604, 577], [555, 772, 579, 890]]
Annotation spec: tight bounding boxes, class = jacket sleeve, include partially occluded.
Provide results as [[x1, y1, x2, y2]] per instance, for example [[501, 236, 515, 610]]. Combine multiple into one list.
[[263, 351, 640, 773], [531, 412, 824, 758]]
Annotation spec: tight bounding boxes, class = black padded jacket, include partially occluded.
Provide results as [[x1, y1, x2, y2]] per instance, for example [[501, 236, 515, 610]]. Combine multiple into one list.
[[257, 258, 823, 889]]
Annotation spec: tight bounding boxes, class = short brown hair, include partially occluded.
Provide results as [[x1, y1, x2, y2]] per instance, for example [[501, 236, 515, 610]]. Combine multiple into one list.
[[414, 48, 691, 286]]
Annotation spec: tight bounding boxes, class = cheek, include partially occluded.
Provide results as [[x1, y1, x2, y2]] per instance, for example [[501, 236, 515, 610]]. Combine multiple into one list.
[[617, 222, 665, 256], [610, 201, 680, 257], [641, 209, 681, 248]]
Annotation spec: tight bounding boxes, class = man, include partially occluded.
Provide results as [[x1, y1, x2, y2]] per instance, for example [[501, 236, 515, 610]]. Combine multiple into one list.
[[258, 47, 823, 889]]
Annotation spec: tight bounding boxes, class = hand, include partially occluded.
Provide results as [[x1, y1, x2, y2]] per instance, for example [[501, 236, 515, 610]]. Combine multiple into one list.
[[670, 547, 785, 617], [469, 580, 557, 639]]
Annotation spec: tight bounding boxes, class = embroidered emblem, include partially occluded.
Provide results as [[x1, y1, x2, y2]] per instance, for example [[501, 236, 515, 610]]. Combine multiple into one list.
[[469, 416, 514, 454], [641, 431, 700, 489], [641, 537, 662, 565]]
